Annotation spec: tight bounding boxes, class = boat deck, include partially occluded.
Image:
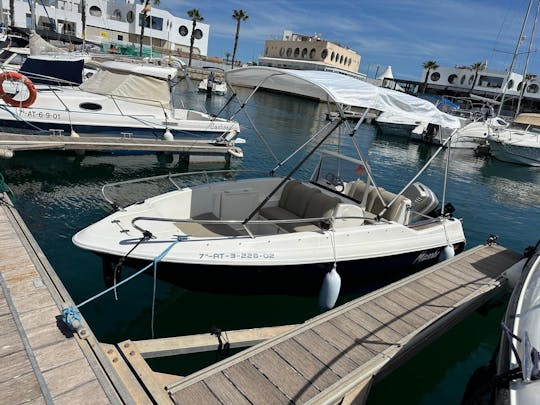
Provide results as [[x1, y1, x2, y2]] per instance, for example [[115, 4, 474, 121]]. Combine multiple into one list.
[[165, 244, 521, 404]]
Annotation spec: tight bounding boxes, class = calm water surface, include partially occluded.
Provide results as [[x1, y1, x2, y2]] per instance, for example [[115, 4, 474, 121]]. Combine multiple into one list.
[[1, 88, 539, 404]]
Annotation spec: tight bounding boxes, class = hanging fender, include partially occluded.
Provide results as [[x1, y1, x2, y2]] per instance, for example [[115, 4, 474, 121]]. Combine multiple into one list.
[[0, 71, 37, 108]]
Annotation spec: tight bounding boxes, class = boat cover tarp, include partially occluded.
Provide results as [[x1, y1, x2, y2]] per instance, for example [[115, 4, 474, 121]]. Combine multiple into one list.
[[225, 67, 461, 128], [80, 67, 171, 108], [514, 113, 540, 127], [20, 57, 84, 85]]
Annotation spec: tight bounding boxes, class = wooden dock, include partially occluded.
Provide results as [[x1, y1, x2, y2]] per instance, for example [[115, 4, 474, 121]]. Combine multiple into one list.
[[165, 244, 521, 404], [0, 133, 242, 163], [0, 184, 523, 404], [0, 194, 139, 404]]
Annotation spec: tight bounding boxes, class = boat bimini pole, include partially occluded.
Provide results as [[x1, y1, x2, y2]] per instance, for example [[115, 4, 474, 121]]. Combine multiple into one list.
[[242, 117, 344, 225], [378, 130, 457, 219]]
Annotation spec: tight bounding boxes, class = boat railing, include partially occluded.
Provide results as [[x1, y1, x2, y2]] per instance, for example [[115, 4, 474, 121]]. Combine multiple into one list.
[[131, 214, 384, 239], [101, 169, 272, 209]]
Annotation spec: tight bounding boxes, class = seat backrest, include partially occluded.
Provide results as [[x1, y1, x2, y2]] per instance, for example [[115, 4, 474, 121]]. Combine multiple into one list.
[[368, 188, 411, 224], [304, 192, 341, 219], [347, 180, 369, 202], [280, 181, 321, 217]]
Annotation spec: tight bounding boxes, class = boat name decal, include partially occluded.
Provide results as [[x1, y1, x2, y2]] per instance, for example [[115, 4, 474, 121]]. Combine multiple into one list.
[[199, 252, 275, 260], [18, 110, 61, 120], [413, 249, 440, 264]]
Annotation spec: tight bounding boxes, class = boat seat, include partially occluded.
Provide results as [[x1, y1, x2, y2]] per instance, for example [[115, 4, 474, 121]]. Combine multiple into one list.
[[175, 213, 247, 238], [346, 180, 371, 203], [260, 180, 341, 233], [366, 188, 411, 224]]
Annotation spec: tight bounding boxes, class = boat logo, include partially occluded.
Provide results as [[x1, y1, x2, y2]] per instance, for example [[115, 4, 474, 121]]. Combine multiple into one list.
[[413, 249, 440, 264]]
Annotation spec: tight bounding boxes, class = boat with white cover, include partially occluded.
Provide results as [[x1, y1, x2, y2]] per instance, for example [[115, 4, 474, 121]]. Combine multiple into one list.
[[73, 67, 466, 295], [487, 113, 540, 166], [0, 60, 239, 139]]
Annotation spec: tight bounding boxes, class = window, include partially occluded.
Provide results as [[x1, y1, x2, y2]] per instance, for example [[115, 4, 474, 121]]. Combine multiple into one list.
[[179, 25, 188, 36], [478, 75, 503, 88], [330, 51, 335, 61], [89, 6, 102, 17], [118, 34, 123, 41], [194, 28, 203, 39], [321, 49, 328, 59], [286, 48, 292, 57], [527, 83, 539, 93], [309, 48, 315, 59], [139, 15, 164, 31], [301, 48, 307, 58], [507, 79, 514, 89], [111, 9, 121, 21], [448, 74, 458, 84], [127, 11, 134, 23], [79, 102, 102, 111], [294, 48, 300, 57], [517, 81, 523, 91], [339, 55, 343, 64], [430, 72, 440, 81], [460, 75, 466, 85], [335, 53, 340, 63]]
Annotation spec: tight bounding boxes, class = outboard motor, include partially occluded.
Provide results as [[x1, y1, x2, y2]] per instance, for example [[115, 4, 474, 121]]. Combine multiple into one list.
[[403, 182, 439, 221]]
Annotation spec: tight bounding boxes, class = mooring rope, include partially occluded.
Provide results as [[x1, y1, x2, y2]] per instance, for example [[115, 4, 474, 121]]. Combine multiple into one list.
[[62, 237, 182, 336]]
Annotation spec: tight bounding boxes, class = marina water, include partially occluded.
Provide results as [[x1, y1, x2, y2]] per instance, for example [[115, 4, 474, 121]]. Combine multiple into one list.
[[1, 87, 539, 404]]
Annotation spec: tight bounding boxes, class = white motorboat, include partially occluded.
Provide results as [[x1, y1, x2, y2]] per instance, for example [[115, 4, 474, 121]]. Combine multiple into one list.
[[487, 113, 540, 166], [450, 116, 509, 149], [0, 60, 239, 139], [198, 78, 227, 96], [496, 242, 540, 404], [73, 67, 466, 296]]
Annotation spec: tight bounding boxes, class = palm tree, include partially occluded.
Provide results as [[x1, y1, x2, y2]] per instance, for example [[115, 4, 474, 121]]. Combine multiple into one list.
[[231, 9, 248, 68], [422, 60, 439, 93], [225, 52, 231, 65], [187, 9, 204, 67], [9, 0, 14, 27], [470, 62, 483, 91], [139, 0, 161, 57]]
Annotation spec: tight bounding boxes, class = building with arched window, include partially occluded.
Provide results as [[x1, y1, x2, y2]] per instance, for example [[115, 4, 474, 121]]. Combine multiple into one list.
[[259, 31, 364, 79], [1, 0, 210, 55]]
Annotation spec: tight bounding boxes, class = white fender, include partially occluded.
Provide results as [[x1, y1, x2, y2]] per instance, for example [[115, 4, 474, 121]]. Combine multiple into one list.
[[502, 258, 527, 289], [319, 264, 341, 311], [163, 129, 174, 141], [0, 148, 14, 159], [438, 245, 455, 262]]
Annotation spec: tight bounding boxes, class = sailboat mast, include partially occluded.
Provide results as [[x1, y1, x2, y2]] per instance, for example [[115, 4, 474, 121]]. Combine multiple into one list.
[[498, 0, 534, 116], [516, 0, 540, 117]]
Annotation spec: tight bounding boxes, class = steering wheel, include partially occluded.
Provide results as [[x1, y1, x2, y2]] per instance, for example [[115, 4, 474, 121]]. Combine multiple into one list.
[[325, 173, 344, 191]]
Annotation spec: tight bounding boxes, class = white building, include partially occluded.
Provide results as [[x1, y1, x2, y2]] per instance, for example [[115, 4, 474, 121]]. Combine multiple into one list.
[[1, 0, 209, 55], [421, 63, 540, 100]]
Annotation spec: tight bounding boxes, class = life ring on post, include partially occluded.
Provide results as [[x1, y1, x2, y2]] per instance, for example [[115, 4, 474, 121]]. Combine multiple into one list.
[[0, 71, 37, 108]]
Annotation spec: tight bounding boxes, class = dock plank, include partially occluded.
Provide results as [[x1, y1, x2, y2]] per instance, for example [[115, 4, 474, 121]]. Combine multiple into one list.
[[250, 348, 321, 402], [273, 338, 340, 391], [203, 372, 251, 405], [224, 361, 291, 404], [0, 370, 43, 404]]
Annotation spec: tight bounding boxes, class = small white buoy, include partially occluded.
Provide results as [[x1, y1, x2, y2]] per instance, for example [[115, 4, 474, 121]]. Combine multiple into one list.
[[319, 264, 341, 311], [163, 129, 174, 141], [0, 148, 14, 159], [70, 129, 80, 137], [502, 258, 527, 289], [227, 146, 243, 158], [438, 245, 455, 262]]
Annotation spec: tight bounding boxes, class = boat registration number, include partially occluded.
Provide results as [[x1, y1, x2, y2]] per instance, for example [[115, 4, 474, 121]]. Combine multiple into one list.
[[18, 110, 61, 120], [199, 252, 275, 260]]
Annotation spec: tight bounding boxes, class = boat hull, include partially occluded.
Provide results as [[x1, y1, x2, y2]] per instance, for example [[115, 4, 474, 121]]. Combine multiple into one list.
[[489, 140, 540, 166], [100, 242, 465, 295]]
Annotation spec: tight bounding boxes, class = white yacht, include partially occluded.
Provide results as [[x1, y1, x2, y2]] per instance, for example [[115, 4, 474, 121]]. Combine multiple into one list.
[[0, 61, 239, 139], [73, 67, 466, 296], [487, 113, 540, 166]]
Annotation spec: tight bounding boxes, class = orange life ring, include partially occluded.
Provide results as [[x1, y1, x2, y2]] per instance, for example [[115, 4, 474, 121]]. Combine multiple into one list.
[[0, 71, 37, 108]]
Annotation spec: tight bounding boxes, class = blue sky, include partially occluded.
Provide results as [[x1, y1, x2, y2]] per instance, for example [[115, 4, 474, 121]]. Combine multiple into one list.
[[163, 0, 539, 81]]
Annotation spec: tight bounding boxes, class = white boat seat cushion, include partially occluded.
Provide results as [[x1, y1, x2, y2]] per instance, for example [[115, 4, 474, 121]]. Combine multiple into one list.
[[368, 189, 411, 224]]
